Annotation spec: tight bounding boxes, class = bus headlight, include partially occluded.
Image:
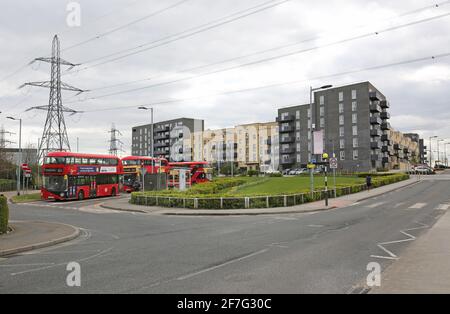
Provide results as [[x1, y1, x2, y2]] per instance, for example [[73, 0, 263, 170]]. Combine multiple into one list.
[[60, 193, 65, 197]]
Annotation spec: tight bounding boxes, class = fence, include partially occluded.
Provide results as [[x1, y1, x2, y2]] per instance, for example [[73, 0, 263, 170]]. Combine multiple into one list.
[[130, 174, 409, 210], [0, 181, 16, 192]]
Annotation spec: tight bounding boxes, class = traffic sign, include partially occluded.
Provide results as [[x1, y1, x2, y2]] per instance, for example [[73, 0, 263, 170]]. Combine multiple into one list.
[[140, 167, 147, 176], [311, 158, 317, 164], [329, 157, 338, 169]]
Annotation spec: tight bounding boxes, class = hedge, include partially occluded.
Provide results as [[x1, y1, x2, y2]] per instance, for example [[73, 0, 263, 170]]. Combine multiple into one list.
[[0, 180, 16, 192], [130, 173, 410, 210], [0, 195, 9, 234]]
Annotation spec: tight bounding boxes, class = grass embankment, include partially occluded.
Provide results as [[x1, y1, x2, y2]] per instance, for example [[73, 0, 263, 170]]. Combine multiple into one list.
[[0, 195, 8, 234], [11, 193, 41, 203]]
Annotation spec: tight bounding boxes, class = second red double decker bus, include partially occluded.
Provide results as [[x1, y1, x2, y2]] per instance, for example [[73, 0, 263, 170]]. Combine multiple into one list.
[[41, 152, 123, 201]]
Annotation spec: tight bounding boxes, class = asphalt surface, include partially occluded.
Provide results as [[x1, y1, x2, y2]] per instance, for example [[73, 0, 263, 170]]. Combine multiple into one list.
[[0, 172, 449, 294]]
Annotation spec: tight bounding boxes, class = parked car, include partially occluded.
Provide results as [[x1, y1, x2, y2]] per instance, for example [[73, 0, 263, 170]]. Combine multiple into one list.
[[282, 169, 291, 176], [414, 165, 434, 175], [288, 169, 299, 175]]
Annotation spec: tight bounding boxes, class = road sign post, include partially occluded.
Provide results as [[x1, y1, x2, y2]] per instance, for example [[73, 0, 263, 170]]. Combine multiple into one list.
[[322, 153, 329, 207], [141, 164, 147, 193], [329, 157, 338, 198]]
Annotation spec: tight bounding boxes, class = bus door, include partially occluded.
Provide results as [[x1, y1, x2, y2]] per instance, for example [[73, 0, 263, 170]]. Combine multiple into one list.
[[90, 176, 97, 197], [68, 176, 76, 199]]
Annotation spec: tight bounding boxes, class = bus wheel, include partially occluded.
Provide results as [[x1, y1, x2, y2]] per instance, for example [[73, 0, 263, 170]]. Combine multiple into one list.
[[111, 188, 116, 197], [78, 191, 84, 201]]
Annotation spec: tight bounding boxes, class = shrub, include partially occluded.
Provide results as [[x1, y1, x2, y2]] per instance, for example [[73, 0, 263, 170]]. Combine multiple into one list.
[[0, 195, 9, 234], [247, 170, 259, 177]]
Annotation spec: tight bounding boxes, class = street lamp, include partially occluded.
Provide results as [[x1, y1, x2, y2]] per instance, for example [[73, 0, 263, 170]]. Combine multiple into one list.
[[138, 106, 154, 158], [445, 142, 450, 168], [429, 136, 438, 168], [437, 139, 444, 168], [7, 116, 22, 196], [309, 84, 333, 195]]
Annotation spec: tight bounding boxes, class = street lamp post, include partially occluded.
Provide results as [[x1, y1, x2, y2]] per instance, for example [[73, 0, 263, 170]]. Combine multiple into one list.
[[445, 143, 450, 167], [309, 85, 332, 196], [138, 106, 154, 176], [429, 136, 438, 168], [7, 116, 22, 196], [437, 139, 444, 168]]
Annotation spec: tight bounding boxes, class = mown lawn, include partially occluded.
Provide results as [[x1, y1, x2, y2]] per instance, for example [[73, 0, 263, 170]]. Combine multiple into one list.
[[232, 175, 365, 196], [11, 193, 41, 203]]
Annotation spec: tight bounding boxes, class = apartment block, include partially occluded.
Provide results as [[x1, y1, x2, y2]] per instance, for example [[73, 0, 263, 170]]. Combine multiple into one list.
[[196, 122, 279, 172], [131, 118, 204, 161], [388, 130, 421, 170], [278, 82, 394, 172]]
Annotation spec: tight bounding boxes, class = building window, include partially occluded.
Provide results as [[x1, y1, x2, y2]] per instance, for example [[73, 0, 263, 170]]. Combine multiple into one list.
[[296, 132, 300, 141], [339, 92, 344, 102], [353, 150, 359, 160], [352, 113, 358, 124], [281, 112, 289, 119], [352, 90, 357, 100], [320, 106, 325, 117], [352, 101, 357, 111], [353, 138, 359, 148], [296, 143, 301, 151], [352, 125, 358, 136], [296, 110, 300, 119], [339, 127, 345, 137], [340, 139, 345, 149], [308, 120, 312, 129], [339, 115, 344, 126], [320, 118, 325, 128], [319, 95, 325, 105], [296, 121, 300, 130], [297, 154, 301, 163], [339, 103, 344, 114], [340, 151, 345, 160], [307, 109, 311, 118]]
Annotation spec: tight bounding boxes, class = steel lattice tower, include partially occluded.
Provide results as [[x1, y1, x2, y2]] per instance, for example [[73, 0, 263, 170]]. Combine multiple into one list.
[[108, 123, 123, 156], [23, 35, 86, 160]]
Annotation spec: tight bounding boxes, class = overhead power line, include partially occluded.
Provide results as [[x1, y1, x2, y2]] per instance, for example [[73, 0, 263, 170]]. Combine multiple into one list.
[[82, 0, 450, 93], [66, 11, 450, 104], [76, 52, 450, 113], [62, 0, 191, 51], [65, 0, 291, 75]]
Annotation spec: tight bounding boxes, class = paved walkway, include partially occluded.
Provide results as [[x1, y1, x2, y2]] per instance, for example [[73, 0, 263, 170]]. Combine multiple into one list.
[[101, 178, 420, 216], [372, 208, 450, 293], [0, 190, 40, 201], [0, 221, 80, 257]]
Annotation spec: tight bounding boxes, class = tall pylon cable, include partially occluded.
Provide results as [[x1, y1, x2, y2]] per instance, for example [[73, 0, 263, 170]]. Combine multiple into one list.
[[108, 123, 123, 156], [0, 126, 15, 149], [23, 35, 87, 160]]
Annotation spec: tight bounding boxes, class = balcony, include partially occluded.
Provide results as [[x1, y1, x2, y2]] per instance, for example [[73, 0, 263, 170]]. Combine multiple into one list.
[[155, 126, 170, 133], [280, 136, 295, 143], [393, 144, 400, 150], [369, 103, 381, 113], [381, 134, 389, 141], [281, 158, 295, 165], [371, 154, 379, 161], [280, 125, 294, 133], [403, 148, 409, 154], [178, 148, 183, 154], [154, 142, 169, 148], [381, 122, 391, 130], [370, 117, 382, 125], [281, 148, 295, 154], [371, 141, 381, 149], [380, 111, 391, 120], [380, 100, 390, 109], [370, 129, 381, 137], [382, 146, 394, 155], [278, 115, 295, 122], [382, 157, 390, 164], [154, 134, 169, 140], [369, 92, 381, 101]]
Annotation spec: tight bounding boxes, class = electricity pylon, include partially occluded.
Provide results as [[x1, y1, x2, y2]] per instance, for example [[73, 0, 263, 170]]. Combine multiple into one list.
[[22, 35, 87, 160], [108, 123, 124, 156]]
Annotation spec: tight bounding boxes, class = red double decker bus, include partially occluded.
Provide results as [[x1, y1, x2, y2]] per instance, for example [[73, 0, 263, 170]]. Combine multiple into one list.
[[121, 156, 168, 192], [167, 161, 212, 187], [41, 152, 123, 201]]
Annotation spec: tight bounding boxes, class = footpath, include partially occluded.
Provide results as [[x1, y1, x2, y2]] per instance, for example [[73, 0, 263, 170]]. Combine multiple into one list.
[[100, 177, 420, 216]]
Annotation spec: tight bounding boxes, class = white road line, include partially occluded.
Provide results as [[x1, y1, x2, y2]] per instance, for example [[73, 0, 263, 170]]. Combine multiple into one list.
[[436, 204, 450, 210], [393, 202, 406, 208], [408, 203, 427, 209], [176, 249, 268, 281], [366, 202, 385, 208]]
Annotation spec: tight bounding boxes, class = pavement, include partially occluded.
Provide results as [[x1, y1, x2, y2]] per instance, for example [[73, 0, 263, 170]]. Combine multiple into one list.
[[100, 177, 420, 216], [0, 172, 448, 293], [0, 220, 80, 257], [372, 207, 450, 294], [0, 190, 41, 202]]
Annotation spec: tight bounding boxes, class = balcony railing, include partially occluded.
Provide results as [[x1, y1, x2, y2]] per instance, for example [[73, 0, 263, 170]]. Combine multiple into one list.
[[382, 157, 390, 163], [281, 137, 295, 143], [380, 100, 390, 109], [369, 92, 381, 101], [280, 126, 295, 133], [381, 134, 389, 141], [370, 117, 382, 125], [380, 112, 391, 120], [381, 122, 391, 130], [371, 154, 379, 161], [278, 115, 295, 122], [281, 148, 295, 154], [370, 129, 381, 137], [369, 103, 381, 113], [281, 158, 295, 165], [371, 141, 381, 149]]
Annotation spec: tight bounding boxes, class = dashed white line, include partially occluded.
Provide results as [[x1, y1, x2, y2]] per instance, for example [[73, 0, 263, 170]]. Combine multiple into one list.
[[408, 203, 427, 209], [366, 202, 385, 208], [435, 204, 450, 210]]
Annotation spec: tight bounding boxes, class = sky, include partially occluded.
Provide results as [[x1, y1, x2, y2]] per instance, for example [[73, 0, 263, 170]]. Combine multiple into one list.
[[0, 0, 449, 156]]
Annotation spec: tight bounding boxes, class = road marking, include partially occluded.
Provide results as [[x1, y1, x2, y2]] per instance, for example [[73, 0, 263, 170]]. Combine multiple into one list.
[[307, 224, 324, 228], [435, 204, 450, 210], [176, 249, 268, 281], [366, 202, 385, 208], [393, 202, 406, 208], [408, 203, 427, 209]]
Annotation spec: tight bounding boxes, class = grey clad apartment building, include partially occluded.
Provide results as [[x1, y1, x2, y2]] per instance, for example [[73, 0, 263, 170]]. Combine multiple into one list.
[[278, 82, 392, 172], [132, 118, 204, 162]]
